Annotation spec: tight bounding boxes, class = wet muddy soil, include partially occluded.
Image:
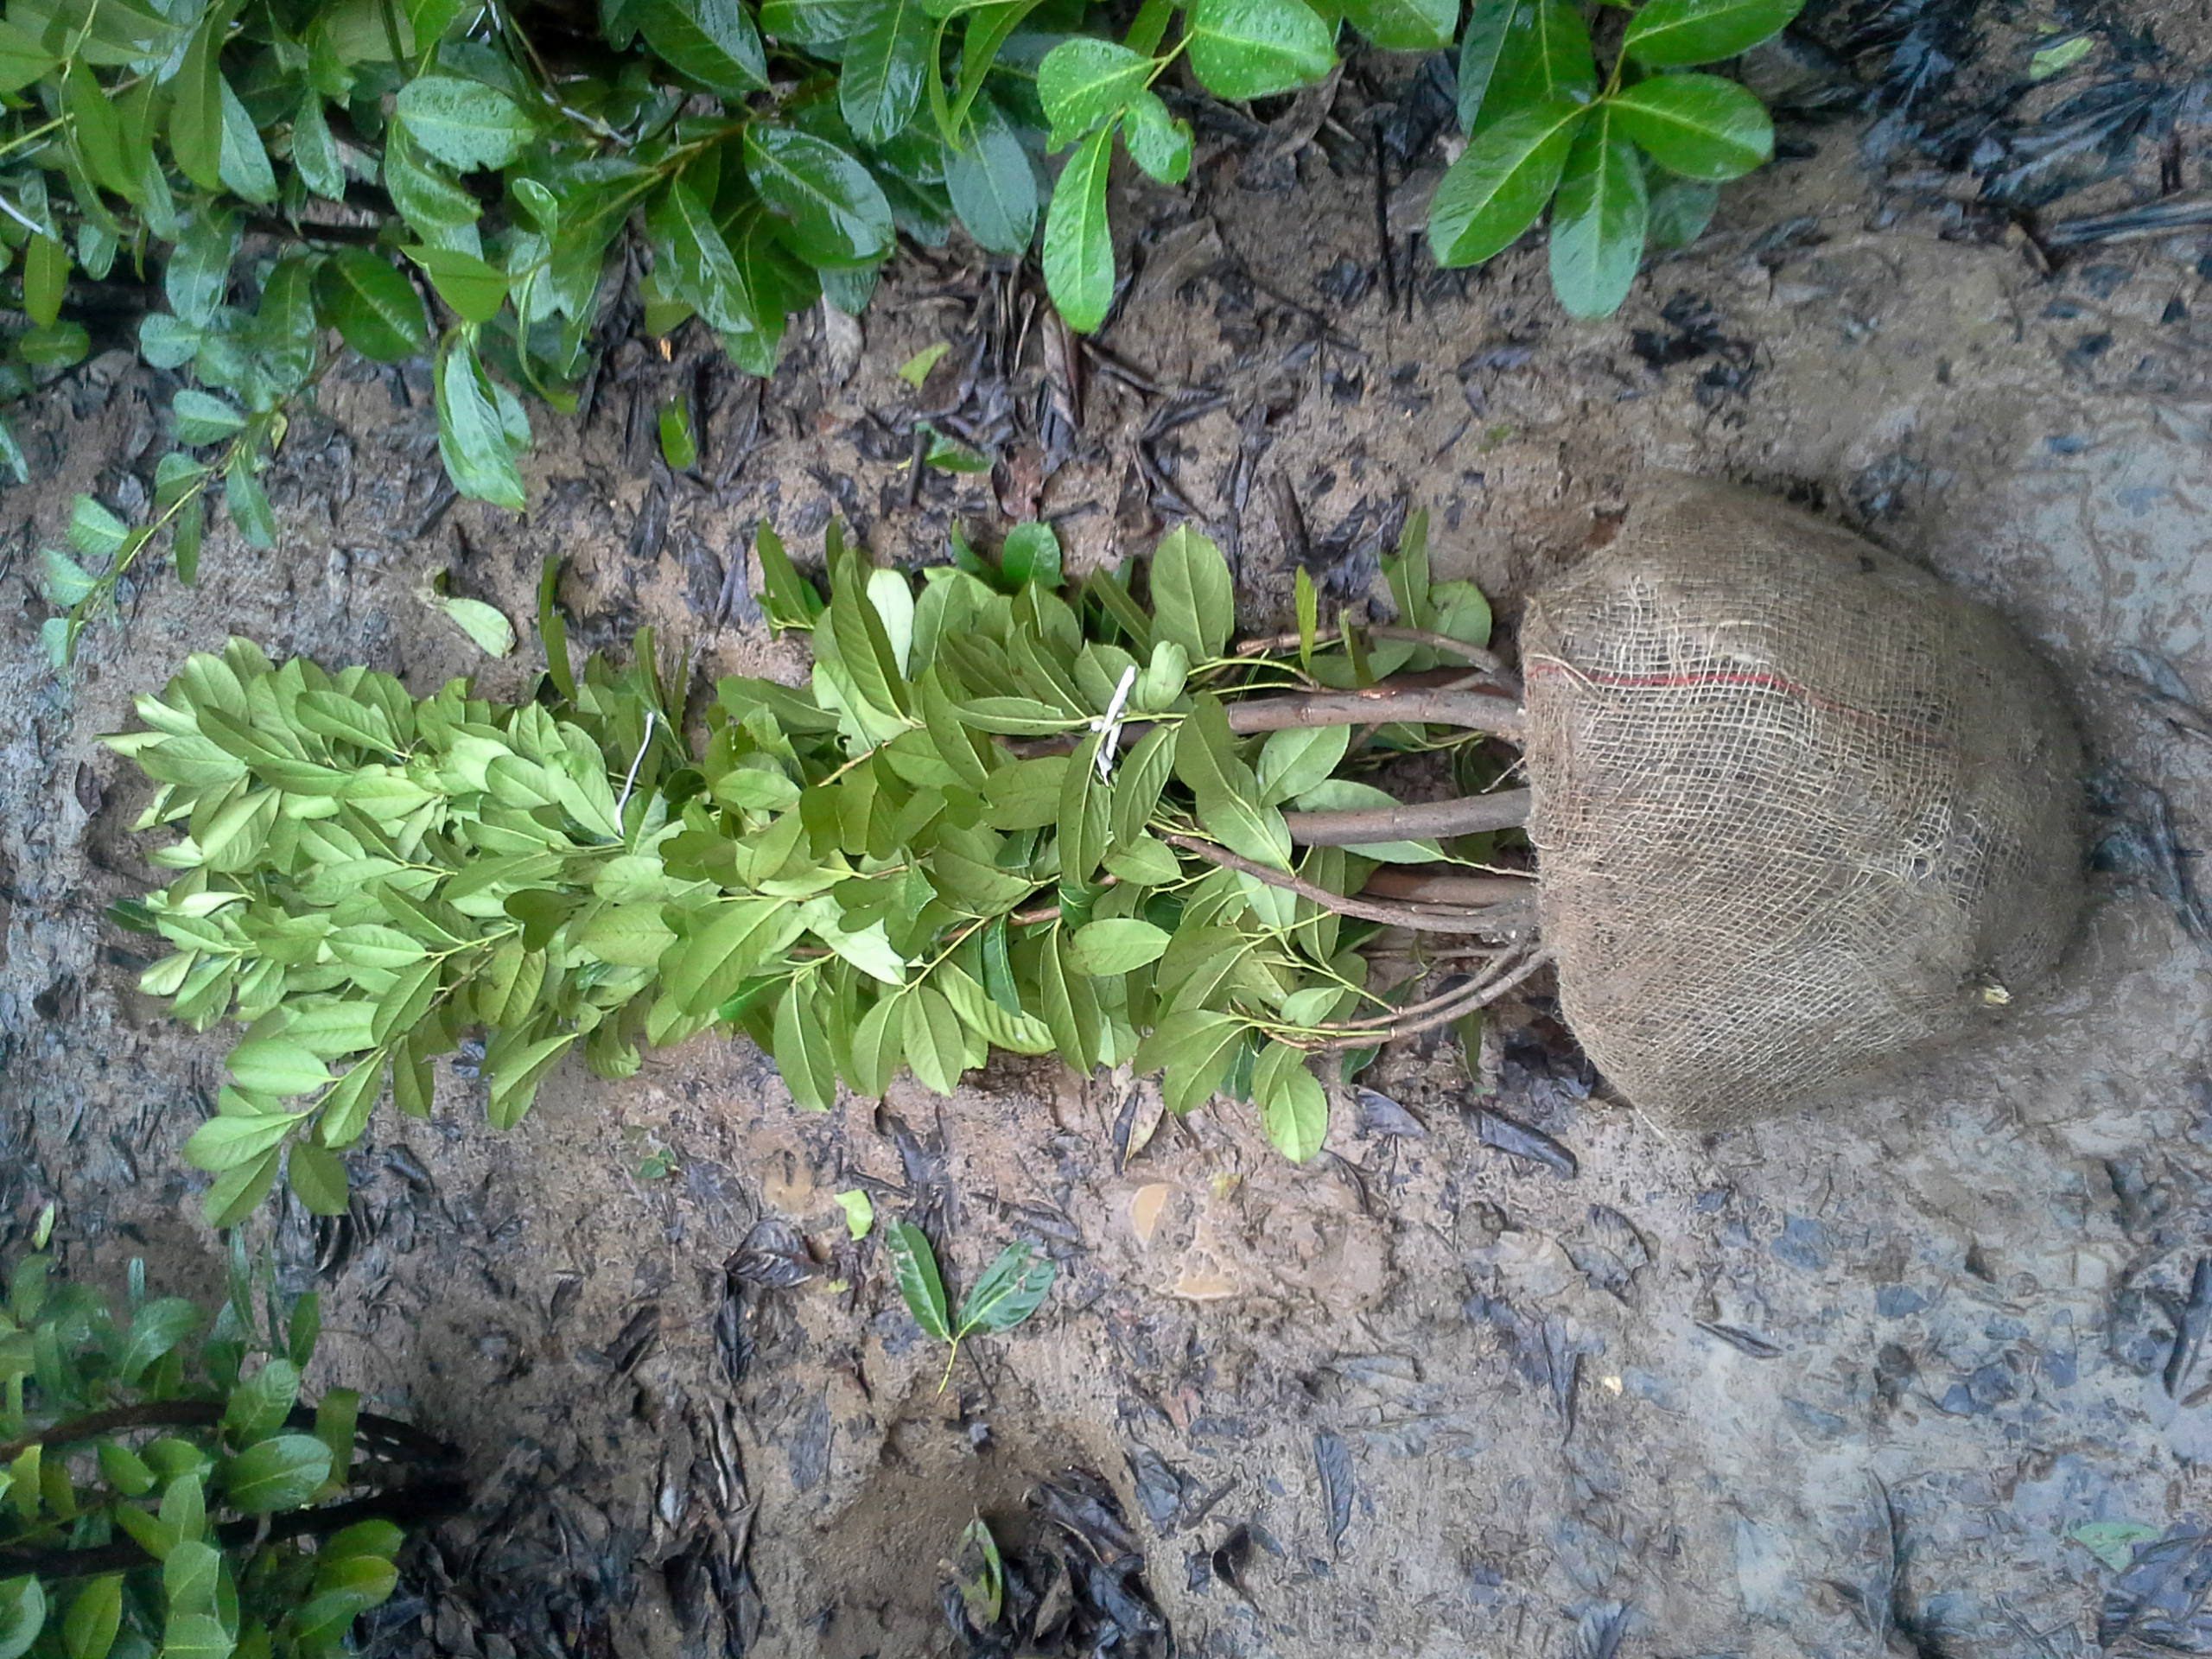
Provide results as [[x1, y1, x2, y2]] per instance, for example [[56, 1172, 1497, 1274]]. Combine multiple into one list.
[[11, 10, 2212, 1656]]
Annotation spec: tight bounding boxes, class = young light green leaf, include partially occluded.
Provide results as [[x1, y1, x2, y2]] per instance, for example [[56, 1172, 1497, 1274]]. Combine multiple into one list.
[[1605, 74, 1773, 181], [885, 1218, 953, 1341], [395, 76, 537, 171], [1548, 107, 1649, 319], [1253, 1039, 1327, 1160], [315, 249, 430, 362], [744, 126, 895, 266], [1186, 0, 1336, 99], [1037, 38, 1154, 147], [1294, 563, 1319, 670], [1120, 91, 1192, 184], [1042, 123, 1116, 334], [1622, 0, 1805, 67], [1429, 99, 1588, 267], [954, 1238, 1055, 1336], [833, 1188, 874, 1238]]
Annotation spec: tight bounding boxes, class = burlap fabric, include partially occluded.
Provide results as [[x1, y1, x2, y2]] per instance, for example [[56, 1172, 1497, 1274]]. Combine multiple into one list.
[[1521, 476, 2083, 1128]]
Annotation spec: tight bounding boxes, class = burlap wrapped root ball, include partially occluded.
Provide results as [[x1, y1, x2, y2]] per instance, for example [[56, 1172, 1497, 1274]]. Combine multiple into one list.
[[1519, 476, 2085, 1130]]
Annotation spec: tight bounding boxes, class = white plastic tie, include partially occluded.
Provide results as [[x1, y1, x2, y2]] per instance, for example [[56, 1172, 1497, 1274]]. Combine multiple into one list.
[[1091, 666, 1139, 783]]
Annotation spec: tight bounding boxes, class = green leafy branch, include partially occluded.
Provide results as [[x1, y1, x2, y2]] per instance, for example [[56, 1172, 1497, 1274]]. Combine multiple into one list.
[[883, 1222, 1056, 1389], [0, 1236, 447, 1659], [107, 512, 1541, 1222]]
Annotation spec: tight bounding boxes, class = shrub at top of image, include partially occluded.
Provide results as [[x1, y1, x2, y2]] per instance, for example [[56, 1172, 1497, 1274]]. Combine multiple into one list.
[[16, 0, 1799, 663]]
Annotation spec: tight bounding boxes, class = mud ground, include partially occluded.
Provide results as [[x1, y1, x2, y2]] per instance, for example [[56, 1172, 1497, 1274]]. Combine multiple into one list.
[[10, 12, 2212, 1658]]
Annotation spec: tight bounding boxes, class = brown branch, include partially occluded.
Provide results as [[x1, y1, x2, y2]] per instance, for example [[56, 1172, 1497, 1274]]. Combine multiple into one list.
[[1283, 788, 1530, 847], [1361, 868, 1534, 906], [0, 1480, 471, 1580], [1163, 835, 1529, 934], [1004, 675, 1525, 760], [1224, 686, 1524, 742], [0, 1402, 460, 1468], [1234, 625, 1514, 683], [1305, 948, 1553, 1052]]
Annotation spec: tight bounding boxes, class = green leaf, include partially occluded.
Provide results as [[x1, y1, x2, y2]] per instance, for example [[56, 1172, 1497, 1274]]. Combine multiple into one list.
[[184, 1113, 306, 1173], [225, 1357, 301, 1441], [229, 1039, 332, 1097], [118, 1297, 200, 1385], [1134, 1007, 1243, 1112], [403, 245, 509, 324], [647, 176, 766, 338], [2070, 1520, 2161, 1572], [287, 1142, 350, 1216], [1648, 174, 1720, 247], [19, 322, 89, 370], [1253, 1040, 1327, 1160], [833, 1188, 874, 1237], [160, 1614, 231, 1659], [221, 1435, 332, 1513], [901, 983, 965, 1095], [1175, 695, 1293, 869], [954, 1239, 1055, 1335], [638, 0, 768, 96], [1465, 1, 1594, 130], [217, 78, 277, 205], [1148, 524, 1234, 664], [173, 390, 245, 444], [772, 979, 836, 1110], [435, 595, 518, 656], [435, 340, 526, 511], [955, 1516, 1003, 1628], [1001, 522, 1061, 588], [1429, 99, 1588, 266], [1341, 0, 1452, 51], [1103, 834, 1179, 887], [884, 1218, 952, 1340], [1548, 106, 1648, 319], [69, 496, 126, 558], [293, 92, 345, 201], [1069, 918, 1170, 975], [170, 3, 238, 193], [945, 99, 1039, 256], [842, 0, 929, 145], [1039, 926, 1102, 1071], [41, 550, 93, 607], [1255, 725, 1349, 806], [225, 459, 276, 549], [97, 1443, 154, 1497], [0, 1577, 43, 1659], [61, 1577, 119, 1659], [1604, 74, 1772, 181], [162, 1542, 219, 1618], [22, 236, 66, 328], [0, 24, 56, 97], [760, 0, 867, 41], [395, 76, 537, 171], [744, 126, 895, 266], [1043, 123, 1116, 334], [1038, 38, 1154, 147], [1622, 0, 1804, 67], [1120, 91, 1192, 184], [315, 251, 430, 362], [658, 400, 697, 469], [1186, 0, 1336, 99]]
